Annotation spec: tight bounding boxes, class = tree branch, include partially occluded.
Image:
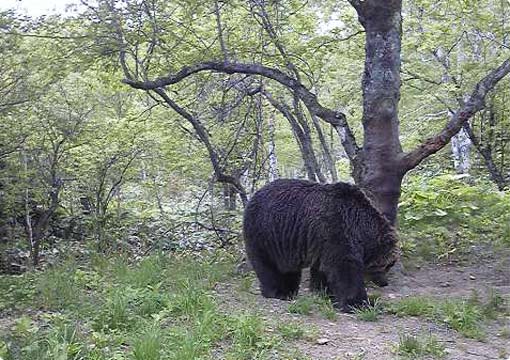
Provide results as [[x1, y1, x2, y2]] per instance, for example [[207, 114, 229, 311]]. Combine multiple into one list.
[[262, 89, 324, 182], [214, 0, 229, 61], [124, 62, 337, 120], [122, 61, 360, 160], [152, 88, 248, 205], [464, 122, 508, 190], [402, 57, 510, 171]]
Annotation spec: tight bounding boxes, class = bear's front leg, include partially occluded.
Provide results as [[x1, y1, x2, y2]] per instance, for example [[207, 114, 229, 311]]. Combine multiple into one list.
[[322, 256, 368, 312]]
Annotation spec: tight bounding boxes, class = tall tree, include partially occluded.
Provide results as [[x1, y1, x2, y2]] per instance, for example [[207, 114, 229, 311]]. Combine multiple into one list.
[[85, 0, 510, 223]]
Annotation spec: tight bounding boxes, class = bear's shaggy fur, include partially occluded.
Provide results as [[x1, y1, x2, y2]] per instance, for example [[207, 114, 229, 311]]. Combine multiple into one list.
[[243, 179, 399, 311]]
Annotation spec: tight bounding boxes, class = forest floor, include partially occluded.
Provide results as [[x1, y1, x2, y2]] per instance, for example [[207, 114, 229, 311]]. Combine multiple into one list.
[[216, 249, 510, 360], [0, 247, 509, 359]]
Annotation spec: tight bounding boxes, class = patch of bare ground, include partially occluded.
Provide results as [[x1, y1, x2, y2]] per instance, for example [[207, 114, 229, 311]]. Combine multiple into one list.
[[215, 251, 510, 360]]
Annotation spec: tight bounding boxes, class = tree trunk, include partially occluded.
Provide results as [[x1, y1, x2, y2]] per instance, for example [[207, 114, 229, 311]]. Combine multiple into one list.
[[310, 113, 338, 181], [24, 188, 35, 266], [222, 184, 237, 210], [267, 112, 279, 182], [263, 90, 326, 183], [464, 122, 508, 190], [120, 0, 510, 223], [451, 27, 472, 174], [451, 126, 472, 174], [352, 1, 405, 224]]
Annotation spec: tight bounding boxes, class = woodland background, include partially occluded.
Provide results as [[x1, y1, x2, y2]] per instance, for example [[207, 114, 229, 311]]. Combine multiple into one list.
[[0, 1, 510, 359]]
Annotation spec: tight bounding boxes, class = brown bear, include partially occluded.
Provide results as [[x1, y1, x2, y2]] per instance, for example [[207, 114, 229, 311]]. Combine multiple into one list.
[[243, 179, 399, 311]]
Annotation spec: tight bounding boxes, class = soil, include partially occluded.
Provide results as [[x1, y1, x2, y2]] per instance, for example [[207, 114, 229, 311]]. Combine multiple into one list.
[[215, 252, 510, 360]]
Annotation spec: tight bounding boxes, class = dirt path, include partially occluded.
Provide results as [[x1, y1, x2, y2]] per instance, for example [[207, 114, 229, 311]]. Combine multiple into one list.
[[216, 254, 510, 360]]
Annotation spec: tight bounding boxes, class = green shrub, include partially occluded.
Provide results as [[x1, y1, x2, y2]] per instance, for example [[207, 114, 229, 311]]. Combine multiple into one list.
[[399, 174, 510, 260], [0, 274, 36, 310]]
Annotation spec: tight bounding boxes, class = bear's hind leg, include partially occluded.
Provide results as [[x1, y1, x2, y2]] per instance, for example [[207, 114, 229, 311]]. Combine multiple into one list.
[[279, 271, 301, 299], [309, 264, 329, 295], [252, 257, 301, 300]]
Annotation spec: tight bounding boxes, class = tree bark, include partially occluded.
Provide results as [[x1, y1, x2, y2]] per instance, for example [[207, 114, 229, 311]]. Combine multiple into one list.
[[351, 0, 405, 223], [451, 126, 472, 174], [267, 112, 279, 182]]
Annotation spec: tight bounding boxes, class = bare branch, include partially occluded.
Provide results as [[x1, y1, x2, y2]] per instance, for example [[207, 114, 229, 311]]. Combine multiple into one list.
[[262, 89, 325, 182], [402, 57, 510, 171], [3, 32, 89, 40], [122, 61, 360, 159], [124, 62, 330, 117], [152, 88, 248, 205], [315, 30, 365, 51], [0, 98, 30, 109], [214, 0, 229, 61], [402, 69, 443, 86], [104, 149, 141, 210]]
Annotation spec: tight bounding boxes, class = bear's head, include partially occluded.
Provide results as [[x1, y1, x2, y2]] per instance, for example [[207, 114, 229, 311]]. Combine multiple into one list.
[[364, 245, 400, 287]]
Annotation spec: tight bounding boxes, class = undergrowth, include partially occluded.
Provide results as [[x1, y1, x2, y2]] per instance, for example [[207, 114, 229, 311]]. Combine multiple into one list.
[[399, 174, 510, 261], [1, 175, 509, 358], [388, 290, 509, 340], [0, 252, 306, 359]]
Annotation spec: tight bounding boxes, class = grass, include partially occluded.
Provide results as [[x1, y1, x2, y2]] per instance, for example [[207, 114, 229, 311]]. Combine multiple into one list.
[[288, 294, 337, 320], [37, 263, 81, 310], [1, 246, 508, 359], [395, 334, 446, 358], [277, 322, 305, 340], [390, 296, 436, 317], [132, 325, 162, 360], [288, 295, 315, 315], [389, 292, 508, 340], [353, 299, 384, 322], [0, 251, 311, 360], [237, 274, 255, 293]]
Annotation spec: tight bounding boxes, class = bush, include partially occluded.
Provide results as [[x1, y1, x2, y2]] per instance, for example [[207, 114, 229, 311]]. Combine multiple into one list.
[[399, 174, 510, 260]]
